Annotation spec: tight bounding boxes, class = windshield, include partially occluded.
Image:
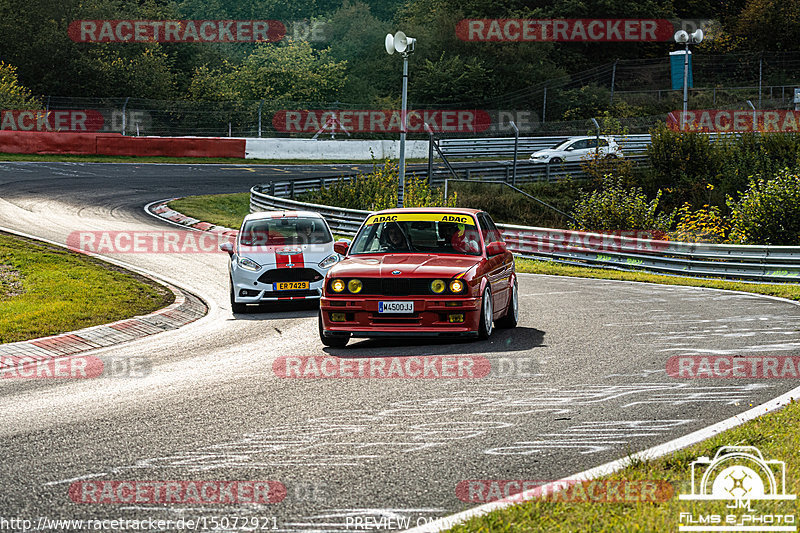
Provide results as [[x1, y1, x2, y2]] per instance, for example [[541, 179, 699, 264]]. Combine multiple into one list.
[[552, 139, 574, 149], [350, 214, 482, 256], [240, 217, 332, 246]]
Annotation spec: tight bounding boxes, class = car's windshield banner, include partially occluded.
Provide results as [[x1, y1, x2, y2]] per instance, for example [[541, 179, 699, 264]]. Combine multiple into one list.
[[364, 213, 476, 226]]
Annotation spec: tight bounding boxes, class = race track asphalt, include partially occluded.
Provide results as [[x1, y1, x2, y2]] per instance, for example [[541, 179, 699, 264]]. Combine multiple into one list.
[[0, 161, 798, 531]]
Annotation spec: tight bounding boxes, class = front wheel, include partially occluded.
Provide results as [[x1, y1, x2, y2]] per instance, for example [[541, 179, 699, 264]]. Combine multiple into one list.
[[478, 287, 493, 340], [319, 310, 349, 348], [496, 278, 518, 329], [549, 157, 563, 164]]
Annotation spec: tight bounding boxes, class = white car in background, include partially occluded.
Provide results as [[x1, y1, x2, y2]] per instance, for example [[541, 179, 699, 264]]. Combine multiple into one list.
[[220, 211, 340, 313], [529, 136, 623, 163]]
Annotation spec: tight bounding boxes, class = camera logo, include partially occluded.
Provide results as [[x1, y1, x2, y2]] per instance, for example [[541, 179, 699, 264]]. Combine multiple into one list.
[[680, 446, 794, 501], [678, 446, 796, 532]]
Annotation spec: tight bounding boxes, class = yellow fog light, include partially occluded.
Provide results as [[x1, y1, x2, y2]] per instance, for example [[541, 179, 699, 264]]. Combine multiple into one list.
[[331, 279, 345, 292], [431, 279, 446, 294], [348, 279, 363, 294], [449, 279, 465, 293], [448, 313, 465, 323], [331, 312, 346, 322], [446, 301, 461, 307]]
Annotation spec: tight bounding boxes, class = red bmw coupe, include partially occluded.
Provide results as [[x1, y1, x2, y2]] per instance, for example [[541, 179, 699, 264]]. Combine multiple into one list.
[[319, 208, 518, 348]]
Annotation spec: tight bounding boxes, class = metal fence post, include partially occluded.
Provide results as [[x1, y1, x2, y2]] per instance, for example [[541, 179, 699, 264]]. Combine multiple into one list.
[[121, 97, 130, 135], [542, 88, 547, 124], [510, 120, 519, 186], [610, 59, 618, 105], [258, 99, 265, 138], [426, 123, 434, 186]]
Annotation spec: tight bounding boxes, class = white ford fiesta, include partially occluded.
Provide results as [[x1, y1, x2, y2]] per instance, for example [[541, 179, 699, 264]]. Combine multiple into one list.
[[220, 211, 340, 313]]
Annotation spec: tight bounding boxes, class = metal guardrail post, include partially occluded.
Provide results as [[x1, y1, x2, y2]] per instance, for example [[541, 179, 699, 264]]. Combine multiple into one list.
[[465, 169, 471, 180], [545, 163, 551, 182], [270, 182, 276, 196]]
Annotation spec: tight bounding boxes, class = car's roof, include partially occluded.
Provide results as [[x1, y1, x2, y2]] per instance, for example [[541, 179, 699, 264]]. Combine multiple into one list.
[[369, 207, 482, 216], [244, 210, 324, 221], [564, 135, 616, 140]]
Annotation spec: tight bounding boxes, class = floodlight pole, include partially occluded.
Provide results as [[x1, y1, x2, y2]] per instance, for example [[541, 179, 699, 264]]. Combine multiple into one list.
[[682, 40, 689, 131], [398, 52, 409, 208]]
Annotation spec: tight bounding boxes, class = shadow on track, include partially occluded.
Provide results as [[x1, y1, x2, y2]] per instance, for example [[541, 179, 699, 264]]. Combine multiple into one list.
[[322, 327, 545, 356], [229, 300, 318, 320]]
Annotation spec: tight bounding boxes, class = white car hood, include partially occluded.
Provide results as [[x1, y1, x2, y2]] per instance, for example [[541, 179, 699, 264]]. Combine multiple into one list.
[[238, 242, 334, 267]]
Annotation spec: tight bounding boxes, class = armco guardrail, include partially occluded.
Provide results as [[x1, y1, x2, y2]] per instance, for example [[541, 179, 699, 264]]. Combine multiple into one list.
[[439, 134, 652, 158], [253, 156, 649, 202], [250, 186, 800, 282]]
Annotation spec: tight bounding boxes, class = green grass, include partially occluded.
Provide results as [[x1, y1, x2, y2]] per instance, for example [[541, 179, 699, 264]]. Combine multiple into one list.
[[0, 233, 173, 344], [168, 193, 250, 229], [0, 153, 429, 165], [449, 398, 800, 532]]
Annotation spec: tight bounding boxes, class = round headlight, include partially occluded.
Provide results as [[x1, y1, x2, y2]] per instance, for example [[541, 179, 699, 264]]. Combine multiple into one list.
[[431, 279, 446, 294], [331, 279, 345, 293], [347, 279, 363, 294], [449, 279, 465, 293]]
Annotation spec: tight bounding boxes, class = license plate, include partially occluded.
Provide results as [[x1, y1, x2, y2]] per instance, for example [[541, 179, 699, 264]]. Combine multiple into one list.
[[274, 281, 309, 291], [378, 301, 414, 313]]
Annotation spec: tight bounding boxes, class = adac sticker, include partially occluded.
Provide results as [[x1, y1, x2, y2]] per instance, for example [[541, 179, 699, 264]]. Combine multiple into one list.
[[365, 213, 476, 226]]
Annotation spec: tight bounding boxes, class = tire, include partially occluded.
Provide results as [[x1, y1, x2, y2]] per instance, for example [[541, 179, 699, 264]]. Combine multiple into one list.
[[549, 157, 563, 164], [495, 278, 518, 329], [604, 154, 618, 160], [319, 310, 349, 348], [230, 279, 249, 314], [477, 286, 493, 340]]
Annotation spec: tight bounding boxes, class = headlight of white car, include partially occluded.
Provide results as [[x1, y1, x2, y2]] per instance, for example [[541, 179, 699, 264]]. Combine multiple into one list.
[[318, 253, 340, 269], [238, 257, 261, 271]]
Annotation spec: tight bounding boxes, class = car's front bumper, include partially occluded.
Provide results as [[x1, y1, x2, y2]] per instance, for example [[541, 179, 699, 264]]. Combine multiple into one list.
[[231, 265, 326, 302], [320, 296, 481, 336]]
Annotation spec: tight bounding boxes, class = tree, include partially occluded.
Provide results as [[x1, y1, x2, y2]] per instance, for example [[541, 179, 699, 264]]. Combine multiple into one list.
[[0, 62, 39, 109], [188, 40, 347, 103], [735, 0, 800, 51]]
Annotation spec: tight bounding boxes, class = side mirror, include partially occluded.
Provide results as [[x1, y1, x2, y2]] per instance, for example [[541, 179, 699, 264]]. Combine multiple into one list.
[[485, 241, 507, 256], [334, 240, 350, 255], [219, 242, 234, 255]]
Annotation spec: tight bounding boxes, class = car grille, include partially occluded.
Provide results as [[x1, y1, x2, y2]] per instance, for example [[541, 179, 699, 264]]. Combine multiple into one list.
[[258, 268, 323, 284], [330, 278, 456, 296], [264, 289, 320, 298]]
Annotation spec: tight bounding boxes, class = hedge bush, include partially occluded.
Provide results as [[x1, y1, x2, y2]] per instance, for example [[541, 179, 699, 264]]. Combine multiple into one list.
[[299, 160, 456, 211], [570, 174, 674, 232], [727, 169, 800, 245]]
